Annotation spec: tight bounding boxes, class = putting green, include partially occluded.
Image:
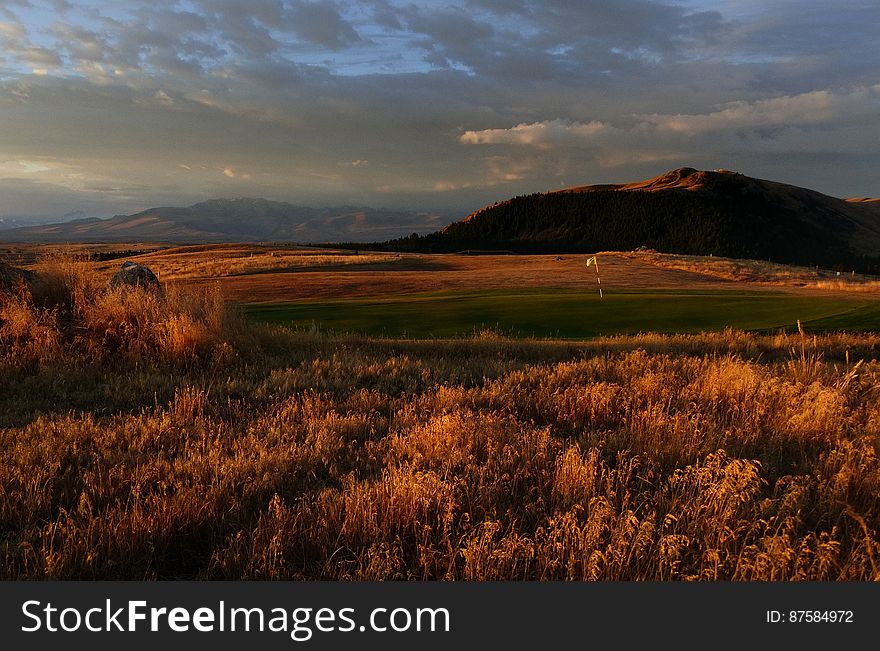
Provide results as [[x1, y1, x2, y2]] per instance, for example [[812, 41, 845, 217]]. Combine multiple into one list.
[[245, 289, 879, 339]]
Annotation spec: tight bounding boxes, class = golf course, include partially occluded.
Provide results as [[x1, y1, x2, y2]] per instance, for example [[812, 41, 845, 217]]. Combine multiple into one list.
[[128, 247, 880, 338], [245, 288, 880, 338]]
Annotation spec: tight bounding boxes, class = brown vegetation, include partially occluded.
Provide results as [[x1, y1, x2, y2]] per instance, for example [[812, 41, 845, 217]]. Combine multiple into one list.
[[173, 249, 740, 303], [625, 250, 880, 292], [0, 255, 236, 367], [2, 261, 880, 579], [8, 244, 880, 306], [90, 244, 401, 281]]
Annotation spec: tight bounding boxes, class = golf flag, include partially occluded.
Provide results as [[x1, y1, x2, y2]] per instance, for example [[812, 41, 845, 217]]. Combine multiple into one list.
[[586, 255, 603, 298]]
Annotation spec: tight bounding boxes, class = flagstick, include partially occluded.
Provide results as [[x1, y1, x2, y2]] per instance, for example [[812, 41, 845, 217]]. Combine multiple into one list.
[[587, 255, 603, 298]]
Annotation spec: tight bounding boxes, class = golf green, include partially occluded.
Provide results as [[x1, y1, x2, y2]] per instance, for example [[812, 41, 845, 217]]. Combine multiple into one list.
[[245, 289, 879, 339]]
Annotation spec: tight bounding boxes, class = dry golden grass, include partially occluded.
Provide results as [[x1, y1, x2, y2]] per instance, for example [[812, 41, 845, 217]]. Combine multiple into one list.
[[3, 262, 880, 579], [625, 250, 880, 293], [1, 255, 238, 367], [9, 243, 880, 305], [90, 245, 401, 281], [0, 243, 164, 267]]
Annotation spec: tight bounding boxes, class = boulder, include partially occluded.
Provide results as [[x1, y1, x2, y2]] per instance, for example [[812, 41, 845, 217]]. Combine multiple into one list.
[[109, 261, 162, 292]]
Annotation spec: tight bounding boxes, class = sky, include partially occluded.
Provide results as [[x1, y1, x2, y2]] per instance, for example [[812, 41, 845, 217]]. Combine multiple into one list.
[[0, 0, 878, 219]]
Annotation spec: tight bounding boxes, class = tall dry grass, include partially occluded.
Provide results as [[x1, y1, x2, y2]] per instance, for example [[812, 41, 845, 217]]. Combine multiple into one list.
[[2, 263, 880, 579], [1, 255, 240, 367]]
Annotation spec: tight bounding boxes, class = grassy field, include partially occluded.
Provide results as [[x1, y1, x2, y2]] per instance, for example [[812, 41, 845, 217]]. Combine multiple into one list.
[[3, 250, 880, 580], [246, 288, 878, 338]]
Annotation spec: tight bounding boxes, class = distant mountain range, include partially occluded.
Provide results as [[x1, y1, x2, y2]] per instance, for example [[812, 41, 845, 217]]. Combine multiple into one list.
[[375, 168, 880, 273], [0, 198, 449, 243]]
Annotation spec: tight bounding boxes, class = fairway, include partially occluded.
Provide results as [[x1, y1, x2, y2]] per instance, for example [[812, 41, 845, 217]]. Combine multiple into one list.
[[245, 289, 878, 338]]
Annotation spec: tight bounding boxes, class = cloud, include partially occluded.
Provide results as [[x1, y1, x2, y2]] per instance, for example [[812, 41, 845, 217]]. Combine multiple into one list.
[[0, 21, 26, 41], [405, 6, 494, 49], [1, 0, 880, 217], [368, 0, 403, 31], [0, 174, 197, 219], [0, 1, 32, 22], [433, 180, 473, 192], [0, 17, 63, 71], [639, 85, 880, 135], [460, 86, 880, 156], [455, 81, 880, 194], [288, 1, 364, 50], [0, 158, 53, 175], [461, 119, 613, 147], [395, 0, 725, 81]]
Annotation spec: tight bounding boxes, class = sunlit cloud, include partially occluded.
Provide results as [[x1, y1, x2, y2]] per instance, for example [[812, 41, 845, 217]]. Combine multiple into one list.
[[638, 85, 880, 135], [460, 120, 613, 147], [0, 158, 53, 174]]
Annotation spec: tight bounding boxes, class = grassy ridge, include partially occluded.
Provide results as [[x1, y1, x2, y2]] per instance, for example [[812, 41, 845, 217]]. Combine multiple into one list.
[[245, 289, 876, 338]]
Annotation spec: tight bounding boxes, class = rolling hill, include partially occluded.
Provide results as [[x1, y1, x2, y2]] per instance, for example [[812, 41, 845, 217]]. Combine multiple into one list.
[[377, 168, 880, 272], [0, 198, 447, 244]]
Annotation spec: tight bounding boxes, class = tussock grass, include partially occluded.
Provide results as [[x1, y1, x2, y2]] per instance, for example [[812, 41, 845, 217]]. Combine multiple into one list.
[[2, 264, 880, 579], [1, 255, 241, 367]]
